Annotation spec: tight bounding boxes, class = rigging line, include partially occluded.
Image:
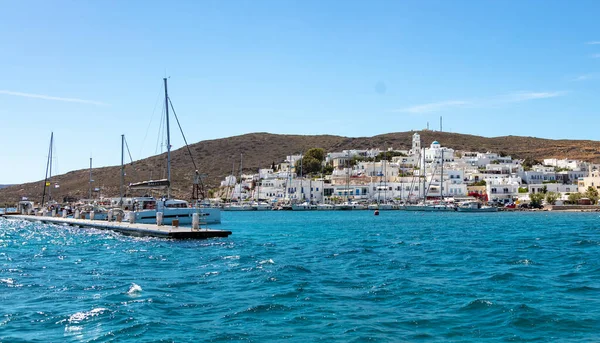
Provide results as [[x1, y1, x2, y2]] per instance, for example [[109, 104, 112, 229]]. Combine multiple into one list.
[[123, 137, 140, 181], [168, 97, 197, 171], [140, 83, 164, 158], [155, 104, 165, 155], [169, 97, 207, 197]]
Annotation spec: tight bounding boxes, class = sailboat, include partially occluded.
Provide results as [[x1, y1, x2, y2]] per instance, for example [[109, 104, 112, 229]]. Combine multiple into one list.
[[223, 154, 254, 211], [404, 145, 454, 211], [130, 78, 221, 225], [422, 148, 454, 211], [40, 132, 60, 214]]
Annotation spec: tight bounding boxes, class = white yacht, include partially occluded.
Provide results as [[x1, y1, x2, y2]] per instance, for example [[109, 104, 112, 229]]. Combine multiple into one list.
[[222, 203, 254, 211], [457, 201, 498, 212], [316, 203, 335, 211], [291, 202, 316, 211], [334, 201, 367, 210], [368, 203, 396, 210], [251, 202, 272, 211], [126, 78, 221, 226]]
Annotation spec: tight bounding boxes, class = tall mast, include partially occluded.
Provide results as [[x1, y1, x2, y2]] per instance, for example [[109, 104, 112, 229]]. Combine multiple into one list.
[[239, 153, 243, 200], [256, 168, 260, 202], [440, 149, 444, 202], [89, 157, 92, 199], [41, 132, 53, 206], [383, 158, 387, 203], [48, 133, 53, 201], [164, 77, 172, 198], [227, 160, 235, 203], [299, 152, 303, 201], [120, 134, 124, 205], [422, 147, 426, 204]]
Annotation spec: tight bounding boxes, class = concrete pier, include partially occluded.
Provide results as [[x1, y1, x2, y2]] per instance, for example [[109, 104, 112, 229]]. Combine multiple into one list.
[[2, 215, 232, 239]]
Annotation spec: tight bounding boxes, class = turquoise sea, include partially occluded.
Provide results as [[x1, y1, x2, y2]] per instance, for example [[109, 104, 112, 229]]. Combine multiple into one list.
[[1, 211, 599, 342]]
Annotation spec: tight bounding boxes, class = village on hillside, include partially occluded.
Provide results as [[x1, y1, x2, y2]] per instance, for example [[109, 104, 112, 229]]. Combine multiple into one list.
[[218, 133, 600, 209]]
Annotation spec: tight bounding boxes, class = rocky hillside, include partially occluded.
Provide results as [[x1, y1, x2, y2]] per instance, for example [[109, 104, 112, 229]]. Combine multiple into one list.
[[1, 131, 599, 204]]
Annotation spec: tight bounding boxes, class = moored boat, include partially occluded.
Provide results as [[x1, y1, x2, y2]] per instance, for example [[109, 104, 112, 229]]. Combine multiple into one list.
[[456, 201, 498, 212]]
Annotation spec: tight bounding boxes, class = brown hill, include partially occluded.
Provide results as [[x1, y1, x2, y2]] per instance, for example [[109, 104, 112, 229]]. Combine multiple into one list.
[[1, 131, 600, 205]]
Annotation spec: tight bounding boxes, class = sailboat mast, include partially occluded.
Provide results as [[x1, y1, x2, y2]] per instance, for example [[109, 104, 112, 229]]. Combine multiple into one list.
[[89, 157, 92, 199], [422, 147, 426, 204], [41, 132, 53, 206], [164, 77, 172, 198], [440, 149, 444, 202], [256, 169, 260, 202], [239, 153, 243, 200], [120, 134, 124, 205], [300, 152, 303, 201], [48, 133, 54, 201]]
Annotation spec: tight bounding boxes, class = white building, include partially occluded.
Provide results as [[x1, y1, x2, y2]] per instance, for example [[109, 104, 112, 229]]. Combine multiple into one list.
[[424, 141, 455, 164], [486, 177, 522, 203]]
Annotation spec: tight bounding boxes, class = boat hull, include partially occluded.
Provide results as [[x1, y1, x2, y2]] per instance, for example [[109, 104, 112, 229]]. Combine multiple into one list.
[[457, 207, 498, 212], [403, 205, 455, 211], [134, 207, 221, 225]]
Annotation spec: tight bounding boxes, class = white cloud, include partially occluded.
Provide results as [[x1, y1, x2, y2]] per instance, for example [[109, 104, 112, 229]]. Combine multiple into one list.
[[504, 91, 567, 102], [0, 90, 108, 106], [571, 74, 593, 81], [395, 100, 470, 114], [586, 41, 600, 45], [394, 91, 566, 114]]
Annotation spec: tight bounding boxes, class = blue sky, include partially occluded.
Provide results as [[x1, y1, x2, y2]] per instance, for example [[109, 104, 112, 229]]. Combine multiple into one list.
[[1, 0, 599, 184]]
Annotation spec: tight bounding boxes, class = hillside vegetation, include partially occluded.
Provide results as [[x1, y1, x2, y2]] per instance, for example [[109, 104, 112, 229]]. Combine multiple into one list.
[[1, 131, 599, 204]]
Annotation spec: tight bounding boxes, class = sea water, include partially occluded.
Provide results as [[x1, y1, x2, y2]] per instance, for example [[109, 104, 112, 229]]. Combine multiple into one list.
[[1, 211, 599, 342]]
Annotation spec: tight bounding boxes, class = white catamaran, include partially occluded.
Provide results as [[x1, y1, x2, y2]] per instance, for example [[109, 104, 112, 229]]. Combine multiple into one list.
[[128, 78, 221, 225]]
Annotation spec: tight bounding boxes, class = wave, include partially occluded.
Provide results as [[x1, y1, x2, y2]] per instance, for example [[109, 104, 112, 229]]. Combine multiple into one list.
[[566, 285, 599, 293], [127, 283, 142, 295], [279, 265, 311, 274], [65, 307, 109, 324], [259, 259, 275, 265], [460, 299, 495, 311], [489, 272, 516, 281]]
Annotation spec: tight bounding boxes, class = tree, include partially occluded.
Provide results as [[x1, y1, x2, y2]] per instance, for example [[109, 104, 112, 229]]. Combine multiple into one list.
[[305, 148, 325, 163], [471, 180, 487, 186], [585, 186, 599, 204], [375, 151, 406, 161], [522, 157, 541, 171], [529, 192, 545, 208], [567, 192, 583, 204], [295, 156, 322, 176], [294, 148, 327, 176], [545, 191, 560, 205]]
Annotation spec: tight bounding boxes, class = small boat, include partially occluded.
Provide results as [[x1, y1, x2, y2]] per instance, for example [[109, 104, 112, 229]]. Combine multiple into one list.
[[367, 203, 396, 210], [222, 203, 254, 211], [334, 201, 367, 210], [291, 202, 316, 211], [403, 202, 455, 211], [251, 202, 272, 211], [316, 203, 335, 211], [457, 201, 498, 212]]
